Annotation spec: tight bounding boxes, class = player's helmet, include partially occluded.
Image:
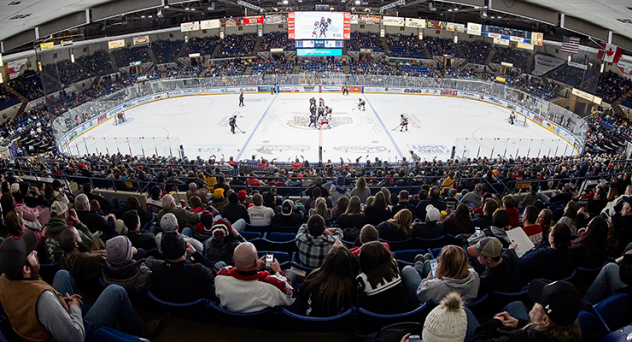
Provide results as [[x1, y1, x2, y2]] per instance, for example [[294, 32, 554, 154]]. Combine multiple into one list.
[[401, 114, 403, 117], [359, 98, 362, 101], [325, 106, 328, 109]]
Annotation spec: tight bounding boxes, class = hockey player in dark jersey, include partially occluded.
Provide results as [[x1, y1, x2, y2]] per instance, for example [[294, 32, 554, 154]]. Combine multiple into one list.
[[239, 92, 244, 107], [309, 113, 317, 128], [229, 115, 237, 134], [310, 97, 316, 107]]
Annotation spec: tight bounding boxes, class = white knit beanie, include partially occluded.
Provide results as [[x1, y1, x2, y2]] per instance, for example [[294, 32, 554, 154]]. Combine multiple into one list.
[[422, 292, 467, 342]]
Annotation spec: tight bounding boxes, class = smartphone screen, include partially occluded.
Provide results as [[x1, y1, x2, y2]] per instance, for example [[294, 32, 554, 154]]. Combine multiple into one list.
[[265, 253, 274, 263], [409, 335, 420, 342], [430, 259, 438, 277], [475, 227, 482, 236]]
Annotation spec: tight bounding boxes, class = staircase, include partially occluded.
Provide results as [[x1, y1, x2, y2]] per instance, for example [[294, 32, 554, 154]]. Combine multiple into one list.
[[109, 53, 120, 71], [174, 41, 190, 60], [541, 75, 551, 87], [381, 37, 390, 54], [14, 101, 27, 118], [245, 66, 253, 76], [4, 83, 26, 103], [421, 43, 431, 59], [525, 54, 534, 74], [146, 47, 159, 65], [211, 44, 222, 59], [343, 65, 350, 74], [253, 36, 263, 54], [293, 65, 301, 74], [454, 44, 467, 61], [484, 47, 496, 66]]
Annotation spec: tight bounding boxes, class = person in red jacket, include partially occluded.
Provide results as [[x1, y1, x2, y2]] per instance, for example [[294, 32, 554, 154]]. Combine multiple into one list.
[[502, 195, 520, 228]]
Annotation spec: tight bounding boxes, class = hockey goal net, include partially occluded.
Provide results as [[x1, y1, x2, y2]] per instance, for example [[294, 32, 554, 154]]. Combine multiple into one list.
[[514, 113, 528, 127]]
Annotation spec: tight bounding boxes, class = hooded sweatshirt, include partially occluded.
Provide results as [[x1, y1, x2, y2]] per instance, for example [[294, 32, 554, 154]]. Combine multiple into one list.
[[102, 259, 155, 291], [416, 268, 480, 304], [468, 226, 511, 248], [477, 249, 521, 296]]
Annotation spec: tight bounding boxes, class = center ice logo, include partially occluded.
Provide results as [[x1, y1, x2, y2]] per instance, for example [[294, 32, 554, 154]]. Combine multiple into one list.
[[287, 116, 352, 129]]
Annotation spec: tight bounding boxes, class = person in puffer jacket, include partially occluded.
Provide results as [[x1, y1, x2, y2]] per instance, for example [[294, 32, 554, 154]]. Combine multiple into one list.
[[102, 236, 157, 291], [204, 218, 246, 270]]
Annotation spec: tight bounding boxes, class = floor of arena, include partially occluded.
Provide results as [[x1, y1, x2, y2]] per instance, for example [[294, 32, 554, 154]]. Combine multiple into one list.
[[67, 92, 575, 161]]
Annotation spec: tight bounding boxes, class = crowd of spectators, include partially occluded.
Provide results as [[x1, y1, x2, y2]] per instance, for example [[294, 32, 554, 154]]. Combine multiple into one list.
[[187, 37, 220, 56], [217, 33, 257, 57], [204, 59, 248, 77], [163, 65, 204, 79], [111, 46, 152, 68], [596, 71, 632, 103], [151, 40, 184, 64], [299, 57, 343, 73], [259, 32, 296, 52], [250, 56, 294, 76], [459, 40, 491, 64], [0, 85, 21, 111], [349, 55, 394, 75], [44, 60, 96, 85], [424, 37, 458, 57], [348, 32, 384, 52], [386, 34, 426, 59], [491, 47, 531, 70], [9, 69, 44, 100], [75, 50, 115, 76], [509, 76, 560, 100]]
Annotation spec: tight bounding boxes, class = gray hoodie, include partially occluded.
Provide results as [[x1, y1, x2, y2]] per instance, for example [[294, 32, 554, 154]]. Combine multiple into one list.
[[416, 268, 480, 304]]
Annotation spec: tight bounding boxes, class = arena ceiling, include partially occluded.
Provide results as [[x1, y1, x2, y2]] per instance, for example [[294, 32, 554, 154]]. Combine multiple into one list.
[[0, 0, 631, 54]]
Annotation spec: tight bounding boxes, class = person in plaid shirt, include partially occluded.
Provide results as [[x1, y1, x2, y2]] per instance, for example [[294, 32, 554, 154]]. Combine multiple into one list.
[[295, 215, 344, 268]]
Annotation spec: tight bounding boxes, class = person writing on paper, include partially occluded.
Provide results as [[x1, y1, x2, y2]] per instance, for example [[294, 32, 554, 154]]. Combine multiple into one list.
[[467, 237, 521, 296], [519, 223, 573, 284]]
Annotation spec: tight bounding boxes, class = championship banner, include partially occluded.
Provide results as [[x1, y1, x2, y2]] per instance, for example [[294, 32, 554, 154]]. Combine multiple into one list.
[[359, 15, 381, 24], [200, 19, 220, 29], [382, 16, 404, 27], [467, 22, 481, 36], [617, 60, 632, 80], [221, 18, 243, 27], [7, 58, 27, 80], [405, 18, 425, 28], [243, 16, 263, 25], [349, 14, 359, 24], [264, 14, 285, 24], [426, 20, 447, 30], [531, 32, 543, 46]]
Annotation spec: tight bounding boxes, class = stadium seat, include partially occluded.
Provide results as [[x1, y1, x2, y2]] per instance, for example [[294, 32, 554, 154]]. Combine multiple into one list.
[[256, 251, 290, 269], [355, 303, 430, 335], [39, 263, 60, 284], [270, 224, 302, 233], [146, 291, 208, 321], [0, 316, 20, 342], [592, 293, 631, 333], [278, 307, 355, 332], [244, 223, 271, 233], [258, 232, 298, 254], [380, 238, 414, 252], [573, 262, 607, 286], [488, 289, 529, 313], [578, 310, 603, 342], [93, 326, 149, 342], [241, 231, 263, 242], [392, 249, 429, 268], [413, 236, 447, 250], [291, 252, 317, 272], [206, 300, 278, 329]]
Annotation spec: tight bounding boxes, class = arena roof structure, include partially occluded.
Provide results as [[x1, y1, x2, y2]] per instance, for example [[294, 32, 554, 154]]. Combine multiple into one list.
[[0, 0, 631, 54]]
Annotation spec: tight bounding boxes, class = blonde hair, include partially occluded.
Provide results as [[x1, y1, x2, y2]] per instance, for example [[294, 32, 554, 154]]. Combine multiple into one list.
[[355, 177, 367, 192], [391, 209, 412, 237], [346, 196, 362, 215], [315, 197, 328, 217], [436, 245, 470, 280]]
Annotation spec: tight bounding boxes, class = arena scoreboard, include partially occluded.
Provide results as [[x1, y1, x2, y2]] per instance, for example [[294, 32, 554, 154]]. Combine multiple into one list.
[[295, 40, 344, 48]]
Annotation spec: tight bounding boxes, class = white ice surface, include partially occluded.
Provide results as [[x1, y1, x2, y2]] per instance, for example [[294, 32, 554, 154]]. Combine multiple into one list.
[[66, 92, 575, 163]]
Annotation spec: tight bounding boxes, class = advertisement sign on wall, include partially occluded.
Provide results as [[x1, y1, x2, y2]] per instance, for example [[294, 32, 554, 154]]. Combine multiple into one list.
[[180, 22, 200, 32], [359, 15, 382, 25], [264, 14, 285, 24], [221, 18, 243, 27], [446, 23, 465, 33], [383, 16, 405, 27], [243, 16, 263, 25], [108, 39, 125, 49], [200, 19, 220, 29], [405, 18, 425, 28], [426, 20, 447, 30], [467, 22, 482, 36]]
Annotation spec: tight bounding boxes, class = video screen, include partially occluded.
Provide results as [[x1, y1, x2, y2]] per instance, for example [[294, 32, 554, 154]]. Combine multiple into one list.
[[288, 12, 350, 40], [297, 48, 342, 56]]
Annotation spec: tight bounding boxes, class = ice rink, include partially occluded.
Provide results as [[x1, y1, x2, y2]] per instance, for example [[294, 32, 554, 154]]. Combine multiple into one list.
[[66, 92, 576, 162]]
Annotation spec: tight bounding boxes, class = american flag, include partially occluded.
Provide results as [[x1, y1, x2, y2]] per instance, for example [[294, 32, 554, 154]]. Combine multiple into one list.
[[561, 36, 580, 54]]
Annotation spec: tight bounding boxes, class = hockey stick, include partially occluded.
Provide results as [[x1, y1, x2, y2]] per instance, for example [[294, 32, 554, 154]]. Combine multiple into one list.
[[392, 124, 402, 131], [235, 125, 246, 134]]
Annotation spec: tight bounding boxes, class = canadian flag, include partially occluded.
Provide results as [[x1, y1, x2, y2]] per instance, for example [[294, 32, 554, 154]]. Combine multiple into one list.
[[598, 43, 622, 63]]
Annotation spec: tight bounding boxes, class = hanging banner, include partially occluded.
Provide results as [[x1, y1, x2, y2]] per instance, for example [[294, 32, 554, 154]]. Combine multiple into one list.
[[405, 18, 425, 28], [108, 39, 125, 49], [617, 60, 632, 80], [180, 22, 200, 32], [467, 22, 482, 36], [133, 35, 150, 45], [221, 18, 243, 27], [40, 42, 54, 51], [493, 37, 509, 46], [350, 14, 359, 24], [61, 40, 73, 46], [568, 61, 588, 70], [200, 19, 220, 29], [531, 32, 543, 46], [446, 23, 465, 33], [382, 16, 404, 27], [264, 14, 285, 24], [426, 20, 447, 30], [359, 15, 382, 24], [7, 58, 27, 80], [243, 16, 263, 25], [517, 42, 534, 50]]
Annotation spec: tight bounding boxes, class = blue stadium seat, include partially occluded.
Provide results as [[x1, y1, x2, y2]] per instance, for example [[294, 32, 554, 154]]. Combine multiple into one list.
[[0, 316, 20, 342], [380, 238, 414, 251], [241, 231, 263, 241], [278, 307, 355, 332], [592, 293, 631, 333], [356, 303, 430, 335], [578, 310, 603, 342], [206, 300, 278, 329], [413, 236, 447, 250], [256, 251, 290, 269], [392, 249, 429, 268], [573, 262, 607, 286], [270, 224, 302, 233], [93, 326, 149, 342], [245, 223, 271, 233], [291, 252, 317, 272], [258, 232, 298, 254], [146, 291, 208, 320]]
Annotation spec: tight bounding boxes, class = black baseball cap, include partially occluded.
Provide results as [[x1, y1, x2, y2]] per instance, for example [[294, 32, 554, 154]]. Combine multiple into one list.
[[528, 280, 581, 326], [0, 231, 37, 279]]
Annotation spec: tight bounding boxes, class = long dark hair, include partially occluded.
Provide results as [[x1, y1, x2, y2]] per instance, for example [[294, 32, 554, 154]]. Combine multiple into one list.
[[358, 241, 398, 288], [572, 216, 608, 261], [551, 223, 572, 253], [444, 204, 472, 234], [303, 246, 356, 314], [1, 192, 14, 219]]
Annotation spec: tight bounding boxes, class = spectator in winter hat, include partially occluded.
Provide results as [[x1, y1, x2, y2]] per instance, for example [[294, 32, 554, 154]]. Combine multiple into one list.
[[155, 213, 203, 255], [123, 210, 157, 251], [149, 232, 216, 303], [271, 200, 304, 227], [412, 205, 444, 239], [204, 218, 246, 270], [103, 235, 156, 291], [406, 292, 467, 342], [156, 195, 200, 232], [211, 189, 228, 211], [220, 193, 249, 229]]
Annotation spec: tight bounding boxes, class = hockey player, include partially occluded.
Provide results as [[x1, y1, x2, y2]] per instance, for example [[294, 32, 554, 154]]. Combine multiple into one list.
[[357, 98, 366, 111], [309, 112, 317, 128], [508, 111, 515, 125], [310, 97, 316, 108], [229, 115, 237, 134], [326, 106, 333, 116], [317, 105, 325, 119], [319, 97, 325, 107], [320, 111, 331, 129], [343, 85, 349, 96], [239, 92, 244, 107], [400, 114, 408, 132]]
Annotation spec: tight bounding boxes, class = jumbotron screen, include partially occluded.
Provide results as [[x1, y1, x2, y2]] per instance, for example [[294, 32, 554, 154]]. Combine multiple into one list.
[[288, 12, 351, 40]]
